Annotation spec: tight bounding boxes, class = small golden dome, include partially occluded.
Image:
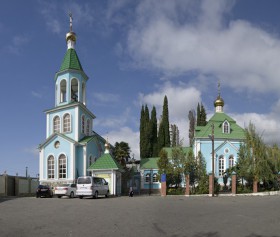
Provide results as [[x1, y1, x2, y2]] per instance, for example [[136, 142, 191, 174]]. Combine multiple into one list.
[[214, 96, 224, 107], [66, 32, 76, 42]]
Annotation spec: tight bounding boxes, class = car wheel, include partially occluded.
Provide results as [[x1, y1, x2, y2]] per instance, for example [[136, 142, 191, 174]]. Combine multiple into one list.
[[105, 191, 109, 198], [79, 196, 83, 199], [69, 192, 74, 198], [57, 196, 62, 198], [94, 191, 98, 199]]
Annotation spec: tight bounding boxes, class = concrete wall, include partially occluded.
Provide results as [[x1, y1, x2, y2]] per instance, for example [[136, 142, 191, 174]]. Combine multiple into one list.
[[0, 175, 39, 197]]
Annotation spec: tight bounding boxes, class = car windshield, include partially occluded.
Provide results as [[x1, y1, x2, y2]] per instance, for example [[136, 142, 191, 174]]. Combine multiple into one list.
[[77, 177, 91, 184]]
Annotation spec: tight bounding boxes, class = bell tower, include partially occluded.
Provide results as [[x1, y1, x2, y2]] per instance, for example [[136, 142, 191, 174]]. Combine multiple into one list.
[[54, 13, 87, 107]]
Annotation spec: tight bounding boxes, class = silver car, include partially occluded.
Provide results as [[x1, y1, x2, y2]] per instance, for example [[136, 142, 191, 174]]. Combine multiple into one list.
[[54, 183, 76, 198]]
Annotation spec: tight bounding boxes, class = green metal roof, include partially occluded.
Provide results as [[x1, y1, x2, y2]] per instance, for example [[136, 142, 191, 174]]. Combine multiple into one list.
[[195, 112, 245, 140], [59, 48, 83, 72], [140, 158, 160, 169], [88, 153, 123, 170]]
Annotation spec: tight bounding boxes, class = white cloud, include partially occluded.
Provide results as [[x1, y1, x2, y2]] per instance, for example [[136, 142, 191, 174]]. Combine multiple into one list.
[[125, 0, 280, 94], [31, 91, 43, 98], [93, 92, 120, 104], [103, 127, 140, 159], [6, 35, 30, 54], [232, 112, 280, 146], [23, 147, 38, 156]]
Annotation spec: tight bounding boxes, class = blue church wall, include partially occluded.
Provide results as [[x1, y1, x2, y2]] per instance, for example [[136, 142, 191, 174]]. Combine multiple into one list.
[[47, 107, 76, 140], [198, 139, 242, 182], [142, 169, 160, 190], [76, 146, 84, 178], [43, 136, 72, 180]]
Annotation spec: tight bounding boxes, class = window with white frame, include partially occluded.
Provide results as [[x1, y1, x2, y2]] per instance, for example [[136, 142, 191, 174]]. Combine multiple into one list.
[[53, 116, 60, 133], [219, 156, 225, 176], [86, 119, 90, 135], [48, 156, 54, 179], [63, 113, 71, 133], [59, 154, 66, 179], [81, 115, 85, 134], [145, 173, 150, 182], [71, 78, 78, 102], [229, 156, 234, 168], [153, 173, 158, 182], [60, 80, 67, 102], [223, 121, 229, 134]]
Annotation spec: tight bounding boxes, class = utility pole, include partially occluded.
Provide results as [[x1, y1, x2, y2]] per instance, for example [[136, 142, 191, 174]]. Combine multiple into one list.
[[211, 124, 215, 197]]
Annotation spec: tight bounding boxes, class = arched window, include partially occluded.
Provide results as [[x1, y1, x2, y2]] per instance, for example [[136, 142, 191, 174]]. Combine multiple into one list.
[[53, 116, 60, 133], [219, 156, 224, 176], [48, 156, 54, 179], [86, 119, 90, 136], [145, 173, 150, 183], [63, 113, 71, 133], [229, 156, 234, 168], [152, 173, 158, 183], [71, 78, 78, 102], [223, 121, 229, 134], [82, 82, 86, 105], [60, 80, 67, 102], [58, 154, 66, 179], [81, 115, 85, 134]]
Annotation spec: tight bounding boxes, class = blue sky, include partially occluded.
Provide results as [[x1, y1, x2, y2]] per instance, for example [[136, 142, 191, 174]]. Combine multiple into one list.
[[2, 0, 280, 177]]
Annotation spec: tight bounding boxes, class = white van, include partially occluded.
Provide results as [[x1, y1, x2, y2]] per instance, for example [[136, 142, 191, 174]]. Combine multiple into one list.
[[76, 176, 110, 199]]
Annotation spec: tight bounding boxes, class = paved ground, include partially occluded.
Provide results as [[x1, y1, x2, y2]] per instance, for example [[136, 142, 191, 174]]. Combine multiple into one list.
[[0, 195, 280, 237]]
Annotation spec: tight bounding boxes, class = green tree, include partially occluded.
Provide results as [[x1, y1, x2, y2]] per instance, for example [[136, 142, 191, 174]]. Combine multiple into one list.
[[150, 106, 158, 157], [140, 105, 145, 159], [158, 96, 171, 151], [196, 103, 201, 126], [237, 122, 275, 190], [113, 141, 131, 167], [200, 103, 207, 126], [170, 147, 186, 187], [188, 109, 195, 147]]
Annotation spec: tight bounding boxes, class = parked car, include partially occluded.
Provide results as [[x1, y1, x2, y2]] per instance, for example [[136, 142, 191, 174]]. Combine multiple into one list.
[[54, 183, 77, 198], [36, 185, 53, 198], [76, 176, 109, 199]]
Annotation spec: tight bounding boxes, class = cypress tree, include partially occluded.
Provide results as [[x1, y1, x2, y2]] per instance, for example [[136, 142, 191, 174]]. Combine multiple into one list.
[[140, 105, 145, 159], [196, 103, 201, 126], [188, 109, 195, 147], [200, 103, 207, 126], [150, 106, 158, 157], [158, 96, 171, 152], [143, 105, 151, 158], [163, 96, 171, 147]]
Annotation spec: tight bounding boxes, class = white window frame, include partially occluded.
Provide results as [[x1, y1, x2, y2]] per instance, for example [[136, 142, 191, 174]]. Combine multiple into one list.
[[219, 156, 225, 176], [152, 173, 158, 183], [63, 113, 71, 133], [60, 79, 67, 103], [53, 116, 60, 133], [48, 155, 55, 179], [223, 121, 230, 134], [81, 115, 85, 134], [145, 173, 150, 183], [58, 154, 67, 179], [229, 156, 234, 168]]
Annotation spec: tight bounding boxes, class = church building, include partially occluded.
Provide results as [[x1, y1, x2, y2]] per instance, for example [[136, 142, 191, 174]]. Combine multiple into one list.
[[193, 86, 246, 183], [38, 15, 107, 185]]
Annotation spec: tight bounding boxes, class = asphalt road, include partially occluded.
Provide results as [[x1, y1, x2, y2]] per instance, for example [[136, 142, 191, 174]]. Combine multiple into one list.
[[0, 195, 280, 237]]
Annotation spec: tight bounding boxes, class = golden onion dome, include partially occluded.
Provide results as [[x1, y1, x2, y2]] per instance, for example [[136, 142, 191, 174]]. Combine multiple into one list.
[[66, 31, 76, 42], [214, 96, 224, 107]]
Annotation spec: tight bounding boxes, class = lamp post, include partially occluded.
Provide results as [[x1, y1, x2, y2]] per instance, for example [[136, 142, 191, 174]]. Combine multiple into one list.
[[208, 123, 215, 197]]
